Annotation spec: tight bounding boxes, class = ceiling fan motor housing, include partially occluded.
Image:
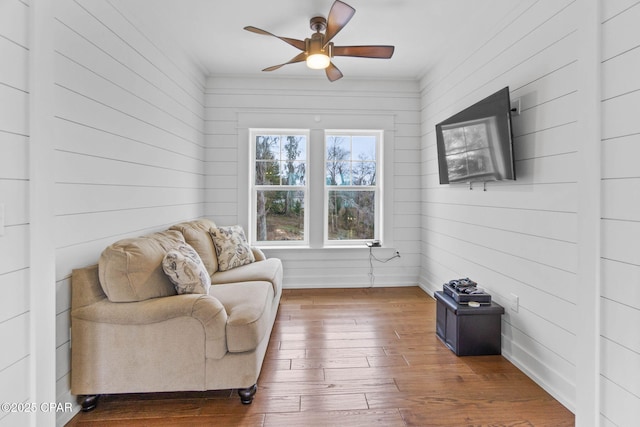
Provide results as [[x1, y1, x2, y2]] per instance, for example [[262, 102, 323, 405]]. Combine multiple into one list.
[[306, 33, 332, 57]]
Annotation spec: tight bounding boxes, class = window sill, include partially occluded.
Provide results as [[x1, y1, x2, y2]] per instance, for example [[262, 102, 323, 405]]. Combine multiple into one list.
[[255, 244, 374, 251]]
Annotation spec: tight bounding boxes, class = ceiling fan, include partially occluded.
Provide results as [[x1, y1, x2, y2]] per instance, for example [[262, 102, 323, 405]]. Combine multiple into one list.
[[244, 0, 395, 82]]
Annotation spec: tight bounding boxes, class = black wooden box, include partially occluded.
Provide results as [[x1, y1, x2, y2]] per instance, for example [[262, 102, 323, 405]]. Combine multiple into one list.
[[435, 291, 504, 356]]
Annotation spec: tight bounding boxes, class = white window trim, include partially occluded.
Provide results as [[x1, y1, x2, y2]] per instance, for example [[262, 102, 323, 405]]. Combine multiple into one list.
[[248, 129, 310, 247], [323, 130, 384, 247]]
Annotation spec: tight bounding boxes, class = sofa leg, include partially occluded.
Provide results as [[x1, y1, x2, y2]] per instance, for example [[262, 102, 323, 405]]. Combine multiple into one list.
[[78, 394, 100, 412], [238, 384, 257, 404]]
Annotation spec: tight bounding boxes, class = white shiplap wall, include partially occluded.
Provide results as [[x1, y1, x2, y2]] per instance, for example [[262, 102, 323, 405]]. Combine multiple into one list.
[[0, 1, 30, 426], [205, 76, 421, 288], [599, 1, 640, 425], [52, 0, 206, 423], [420, 0, 581, 410], [7, 0, 634, 424]]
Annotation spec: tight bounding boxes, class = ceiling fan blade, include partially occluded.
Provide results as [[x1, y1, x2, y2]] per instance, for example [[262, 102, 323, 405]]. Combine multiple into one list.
[[244, 26, 305, 51], [333, 45, 395, 59], [325, 62, 343, 82], [324, 1, 356, 45], [262, 52, 307, 72]]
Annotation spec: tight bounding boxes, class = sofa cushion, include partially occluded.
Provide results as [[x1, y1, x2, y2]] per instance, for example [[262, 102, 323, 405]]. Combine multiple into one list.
[[98, 230, 184, 302], [162, 243, 211, 295], [208, 281, 274, 353], [211, 258, 283, 294], [210, 225, 255, 272], [169, 219, 219, 275]]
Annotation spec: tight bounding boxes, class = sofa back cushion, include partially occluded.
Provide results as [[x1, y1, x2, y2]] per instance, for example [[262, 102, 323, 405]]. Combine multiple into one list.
[[98, 230, 185, 302], [169, 219, 218, 275]]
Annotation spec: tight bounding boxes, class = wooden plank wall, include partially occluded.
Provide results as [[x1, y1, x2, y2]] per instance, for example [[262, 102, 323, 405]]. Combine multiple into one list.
[[0, 1, 30, 426], [52, 0, 206, 423], [599, 1, 640, 425], [205, 76, 422, 288], [419, 0, 580, 410]]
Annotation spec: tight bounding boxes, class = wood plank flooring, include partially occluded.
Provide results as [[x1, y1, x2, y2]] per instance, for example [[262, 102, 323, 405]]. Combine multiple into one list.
[[66, 287, 574, 426]]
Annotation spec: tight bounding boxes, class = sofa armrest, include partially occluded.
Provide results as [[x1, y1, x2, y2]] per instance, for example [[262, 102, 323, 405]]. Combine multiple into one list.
[[72, 294, 229, 358], [251, 246, 266, 261], [72, 293, 223, 324]]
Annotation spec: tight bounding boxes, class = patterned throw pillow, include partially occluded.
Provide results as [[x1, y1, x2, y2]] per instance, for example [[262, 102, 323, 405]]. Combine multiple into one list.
[[162, 243, 211, 294], [209, 225, 256, 272]]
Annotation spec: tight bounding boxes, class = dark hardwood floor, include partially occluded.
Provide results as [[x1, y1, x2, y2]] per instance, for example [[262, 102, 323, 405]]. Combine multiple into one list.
[[66, 287, 574, 426]]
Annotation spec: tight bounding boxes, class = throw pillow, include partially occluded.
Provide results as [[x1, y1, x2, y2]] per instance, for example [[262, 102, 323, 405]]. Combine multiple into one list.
[[162, 243, 211, 295], [209, 225, 256, 272]]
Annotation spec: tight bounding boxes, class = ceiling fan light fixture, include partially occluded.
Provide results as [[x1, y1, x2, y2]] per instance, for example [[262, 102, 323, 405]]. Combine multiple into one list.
[[306, 53, 331, 69], [305, 35, 332, 69]]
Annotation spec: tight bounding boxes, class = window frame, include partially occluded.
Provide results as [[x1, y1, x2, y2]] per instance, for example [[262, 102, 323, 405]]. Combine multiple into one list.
[[249, 129, 310, 247], [323, 130, 383, 247]]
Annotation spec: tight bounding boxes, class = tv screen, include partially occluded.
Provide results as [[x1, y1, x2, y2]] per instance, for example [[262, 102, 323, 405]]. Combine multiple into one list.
[[435, 87, 515, 184]]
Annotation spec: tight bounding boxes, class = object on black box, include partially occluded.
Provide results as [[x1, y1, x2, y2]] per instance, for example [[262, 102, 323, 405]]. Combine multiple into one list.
[[442, 278, 492, 305], [447, 277, 477, 291]]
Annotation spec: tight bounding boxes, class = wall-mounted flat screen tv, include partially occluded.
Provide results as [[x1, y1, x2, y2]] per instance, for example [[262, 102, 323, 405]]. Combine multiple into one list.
[[435, 86, 515, 184]]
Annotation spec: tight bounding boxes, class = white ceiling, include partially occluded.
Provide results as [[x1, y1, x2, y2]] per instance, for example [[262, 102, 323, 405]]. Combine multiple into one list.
[[112, 0, 521, 81]]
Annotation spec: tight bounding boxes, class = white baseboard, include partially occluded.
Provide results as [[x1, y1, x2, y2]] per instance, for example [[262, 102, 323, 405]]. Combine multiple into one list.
[[282, 280, 418, 289]]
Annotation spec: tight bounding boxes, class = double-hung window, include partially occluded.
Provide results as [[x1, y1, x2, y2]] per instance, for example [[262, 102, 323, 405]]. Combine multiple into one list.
[[325, 131, 382, 245], [249, 129, 382, 247], [250, 130, 308, 245]]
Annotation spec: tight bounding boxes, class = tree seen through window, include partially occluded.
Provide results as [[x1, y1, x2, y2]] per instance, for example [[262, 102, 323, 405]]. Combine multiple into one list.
[[326, 135, 378, 241]]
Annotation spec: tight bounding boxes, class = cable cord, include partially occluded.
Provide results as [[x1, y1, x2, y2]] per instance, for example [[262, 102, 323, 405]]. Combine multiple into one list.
[[368, 246, 401, 288]]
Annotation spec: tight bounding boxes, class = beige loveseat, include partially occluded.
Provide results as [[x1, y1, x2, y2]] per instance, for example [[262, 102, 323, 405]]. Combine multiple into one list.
[[70, 219, 282, 411]]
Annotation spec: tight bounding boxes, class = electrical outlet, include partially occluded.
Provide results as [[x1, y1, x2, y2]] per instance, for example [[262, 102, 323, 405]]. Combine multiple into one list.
[[0, 204, 5, 236], [510, 98, 521, 116], [510, 293, 519, 313]]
